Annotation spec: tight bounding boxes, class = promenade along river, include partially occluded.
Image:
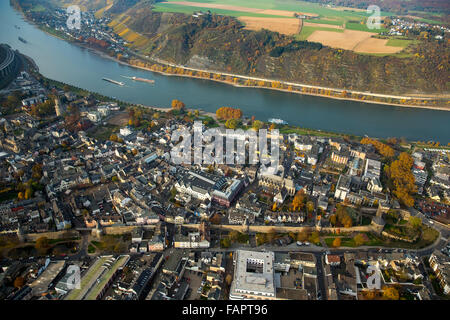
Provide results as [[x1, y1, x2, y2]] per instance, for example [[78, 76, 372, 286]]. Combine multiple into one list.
[[1, 1, 449, 142]]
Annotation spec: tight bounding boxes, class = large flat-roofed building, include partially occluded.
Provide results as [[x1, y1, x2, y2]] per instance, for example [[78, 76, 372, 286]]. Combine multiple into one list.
[[363, 159, 381, 181], [63, 255, 129, 300], [212, 178, 244, 207], [229, 250, 276, 300], [29, 261, 66, 296], [334, 175, 351, 201], [175, 170, 227, 201]]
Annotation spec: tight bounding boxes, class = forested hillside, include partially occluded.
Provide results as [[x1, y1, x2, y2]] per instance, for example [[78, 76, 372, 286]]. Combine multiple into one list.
[[101, 1, 448, 95], [20, 0, 449, 95]]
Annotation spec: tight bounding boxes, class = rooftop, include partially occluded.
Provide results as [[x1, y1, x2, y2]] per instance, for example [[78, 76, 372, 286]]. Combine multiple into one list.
[[230, 250, 275, 298]]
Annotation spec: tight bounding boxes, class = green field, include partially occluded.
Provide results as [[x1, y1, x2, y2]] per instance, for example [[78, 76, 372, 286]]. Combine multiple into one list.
[[155, 0, 394, 21], [345, 21, 387, 33], [154, 0, 393, 41], [386, 38, 416, 47], [306, 18, 344, 26], [153, 3, 288, 18]]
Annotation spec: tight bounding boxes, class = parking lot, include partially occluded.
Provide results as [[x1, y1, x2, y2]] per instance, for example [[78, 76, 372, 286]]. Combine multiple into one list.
[[182, 269, 204, 300]]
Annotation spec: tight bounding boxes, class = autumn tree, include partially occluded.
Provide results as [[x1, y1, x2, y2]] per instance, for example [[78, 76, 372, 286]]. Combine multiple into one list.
[[297, 231, 309, 242], [272, 202, 277, 211], [361, 137, 394, 158], [409, 216, 422, 229], [353, 233, 366, 246], [329, 214, 337, 226], [332, 205, 353, 228], [363, 290, 379, 300], [252, 120, 264, 131], [229, 231, 240, 242], [13, 276, 25, 289], [225, 119, 238, 129], [306, 201, 315, 214], [24, 188, 33, 200], [385, 152, 417, 207], [309, 231, 320, 244], [221, 237, 231, 248], [292, 190, 306, 212], [32, 164, 43, 180], [171, 99, 186, 110], [332, 237, 341, 247], [216, 107, 242, 120], [209, 213, 222, 225], [35, 236, 49, 254], [110, 134, 118, 142], [225, 274, 232, 286], [382, 286, 399, 300], [266, 228, 277, 243]]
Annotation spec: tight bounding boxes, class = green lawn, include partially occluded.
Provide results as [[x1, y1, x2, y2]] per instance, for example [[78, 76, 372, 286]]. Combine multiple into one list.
[[325, 237, 355, 247], [31, 4, 46, 12], [88, 244, 96, 254], [279, 125, 358, 140], [0, 189, 17, 203], [88, 124, 119, 141], [386, 39, 416, 47], [48, 237, 80, 245]]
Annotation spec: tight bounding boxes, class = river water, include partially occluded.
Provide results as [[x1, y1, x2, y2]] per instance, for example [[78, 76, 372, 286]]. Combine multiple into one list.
[[1, 0, 449, 142]]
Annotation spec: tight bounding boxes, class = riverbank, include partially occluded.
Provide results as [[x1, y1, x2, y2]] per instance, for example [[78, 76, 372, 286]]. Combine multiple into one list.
[[20, 7, 449, 112], [129, 62, 450, 112], [18, 47, 450, 145], [94, 43, 450, 111]]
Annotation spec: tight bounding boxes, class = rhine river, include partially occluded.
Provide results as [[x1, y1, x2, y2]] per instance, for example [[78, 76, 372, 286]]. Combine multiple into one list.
[[1, 1, 449, 143]]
